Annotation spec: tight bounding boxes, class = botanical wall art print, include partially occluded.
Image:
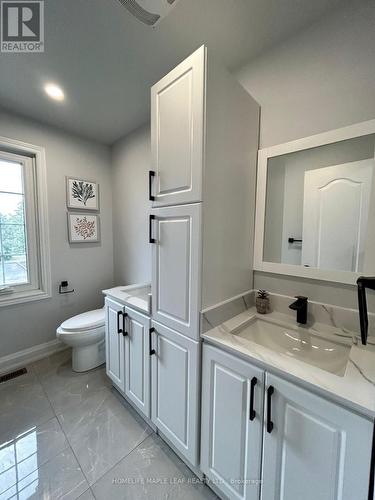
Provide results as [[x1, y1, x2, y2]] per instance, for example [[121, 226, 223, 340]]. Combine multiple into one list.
[[68, 213, 100, 243], [66, 177, 99, 210]]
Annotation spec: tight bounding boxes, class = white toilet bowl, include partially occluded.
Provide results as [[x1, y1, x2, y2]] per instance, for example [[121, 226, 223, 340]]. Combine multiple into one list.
[[56, 309, 105, 372]]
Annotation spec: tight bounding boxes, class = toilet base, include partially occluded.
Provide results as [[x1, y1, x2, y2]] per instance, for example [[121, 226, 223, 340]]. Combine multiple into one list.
[[72, 340, 105, 372]]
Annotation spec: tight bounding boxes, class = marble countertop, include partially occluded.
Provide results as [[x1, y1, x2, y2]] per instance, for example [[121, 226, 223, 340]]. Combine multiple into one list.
[[102, 284, 151, 315], [202, 308, 375, 419]]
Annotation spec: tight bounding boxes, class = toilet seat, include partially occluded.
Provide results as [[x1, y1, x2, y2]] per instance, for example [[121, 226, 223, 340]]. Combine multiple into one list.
[[59, 309, 105, 333]]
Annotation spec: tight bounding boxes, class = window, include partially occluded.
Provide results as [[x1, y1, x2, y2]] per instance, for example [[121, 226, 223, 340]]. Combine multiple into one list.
[[0, 138, 50, 306], [0, 154, 31, 287]]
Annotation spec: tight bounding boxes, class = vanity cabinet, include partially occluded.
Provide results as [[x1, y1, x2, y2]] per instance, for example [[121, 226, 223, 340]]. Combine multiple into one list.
[[124, 306, 151, 419], [105, 297, 126, 392], [201, 344, 374, 500], [151, 321, 200, 466], [262, 373, 373, 500], [201, 345, 264, 500], [150, 203, 201, 340], [105, 298, 151, 420], [105, 301, 200, 465]]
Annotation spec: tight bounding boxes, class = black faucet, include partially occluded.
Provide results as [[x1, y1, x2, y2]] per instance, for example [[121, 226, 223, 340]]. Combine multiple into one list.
[[289, 296, 308, 324], [357, 276, 375, 345]]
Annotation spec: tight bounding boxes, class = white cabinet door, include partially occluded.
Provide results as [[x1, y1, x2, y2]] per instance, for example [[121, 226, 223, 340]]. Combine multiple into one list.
[[262, 373, 373, 500], [124, 307, 151, 419], [201, 344, 264, 500], [150, 45, 205, 207], [151, 203, 201, 340], [105, 297, 125, 392], [151, 321, 200, 467]]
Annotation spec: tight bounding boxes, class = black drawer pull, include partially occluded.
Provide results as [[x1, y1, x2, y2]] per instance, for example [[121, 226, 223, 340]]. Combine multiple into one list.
[[149, 327, 156, 356], [149, 171, 155, 201], [117, 310, 123, 334], [267, 385, 275, 433], [249, 377, 257, 421], [122, 312, 128, 337], [149, 215, 156, 244]]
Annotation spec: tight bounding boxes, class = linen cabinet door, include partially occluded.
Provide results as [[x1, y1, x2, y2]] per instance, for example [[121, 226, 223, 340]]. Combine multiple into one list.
[[150, 45, 205, 207], [124, 307, 151, 419], [105, 297, 125, 392], [262, 373, 373, 500], [201, 344, 264, 500], [150, 203, 201, 340], [150, 321, 200, 467]]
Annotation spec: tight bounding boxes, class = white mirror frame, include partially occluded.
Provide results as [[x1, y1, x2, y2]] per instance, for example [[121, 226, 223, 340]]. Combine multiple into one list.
[[254, 119, 375, 285]]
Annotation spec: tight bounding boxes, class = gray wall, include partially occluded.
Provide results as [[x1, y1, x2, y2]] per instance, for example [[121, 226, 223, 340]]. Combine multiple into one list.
[[0, 110, 114, 357], [102, 0, 375, 313], [111, 125, 151, 285], [237, 0, 375, 310]]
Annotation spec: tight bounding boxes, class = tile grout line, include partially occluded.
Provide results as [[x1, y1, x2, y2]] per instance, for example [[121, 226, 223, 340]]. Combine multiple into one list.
[[31, 356, 154, 497], [32, 357, 151, 494], [0, 363, 73, 500], [0, 364, 58, 444], [81, 397, 155, 490], [0, 423, 72, 500], [88, 486, 98, 500], [31, 359, 93, 495], [90, 432, 153, 493]]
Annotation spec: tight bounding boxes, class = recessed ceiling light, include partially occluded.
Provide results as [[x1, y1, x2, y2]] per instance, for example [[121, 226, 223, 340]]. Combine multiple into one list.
[[44, 83, 65, 101]]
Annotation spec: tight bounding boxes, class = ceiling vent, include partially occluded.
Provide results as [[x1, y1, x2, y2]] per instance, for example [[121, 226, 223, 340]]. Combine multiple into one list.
[[117, 0, 181, 26]]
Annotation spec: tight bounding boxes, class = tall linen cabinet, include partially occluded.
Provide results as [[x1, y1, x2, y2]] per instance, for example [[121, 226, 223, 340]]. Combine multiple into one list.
[[149, 45, 259, 469]]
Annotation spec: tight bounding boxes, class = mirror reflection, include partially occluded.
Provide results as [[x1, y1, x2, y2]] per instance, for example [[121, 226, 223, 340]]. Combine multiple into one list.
[[264, 134, 375, 273]]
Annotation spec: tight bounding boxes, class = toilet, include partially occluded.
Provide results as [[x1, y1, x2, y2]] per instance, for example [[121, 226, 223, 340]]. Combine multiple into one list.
[[56, 308, 106, 372]]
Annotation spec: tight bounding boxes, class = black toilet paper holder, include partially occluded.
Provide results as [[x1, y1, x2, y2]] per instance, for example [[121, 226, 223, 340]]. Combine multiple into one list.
[[59, 281, 75, 294]]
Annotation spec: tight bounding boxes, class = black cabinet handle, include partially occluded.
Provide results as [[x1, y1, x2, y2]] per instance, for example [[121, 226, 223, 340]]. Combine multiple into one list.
[[122, 312, 128, 337], [249, 377, 257, 421], [267, 386, 275, 433], [117, 310, 123, 334], [149, 215, 156, 244], [149, 171, 155, 201], [149, 327, 156, 355]]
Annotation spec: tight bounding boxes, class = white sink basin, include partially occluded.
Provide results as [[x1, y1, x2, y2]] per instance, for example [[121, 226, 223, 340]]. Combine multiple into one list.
[[235, 317, 351, 376]]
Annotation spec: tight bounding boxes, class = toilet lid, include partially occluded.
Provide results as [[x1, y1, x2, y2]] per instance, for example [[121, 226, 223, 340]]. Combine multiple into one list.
[[60, 309, 105, 332]]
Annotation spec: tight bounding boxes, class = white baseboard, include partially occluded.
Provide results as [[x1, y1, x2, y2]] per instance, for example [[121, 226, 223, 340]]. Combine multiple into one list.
[[0, 339, 69, 375]]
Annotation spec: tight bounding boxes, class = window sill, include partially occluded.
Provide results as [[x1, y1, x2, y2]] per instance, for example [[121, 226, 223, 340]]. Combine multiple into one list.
[[0, 288, 51, 307]]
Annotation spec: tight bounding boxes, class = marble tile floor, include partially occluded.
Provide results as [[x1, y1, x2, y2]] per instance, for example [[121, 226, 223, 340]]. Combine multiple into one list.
[[0, 350, 217, 500]]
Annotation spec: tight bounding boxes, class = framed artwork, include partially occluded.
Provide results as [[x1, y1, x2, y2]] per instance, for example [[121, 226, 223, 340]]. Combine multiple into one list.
[[66, 177, 99, 210], [68, 213, 100, 243]]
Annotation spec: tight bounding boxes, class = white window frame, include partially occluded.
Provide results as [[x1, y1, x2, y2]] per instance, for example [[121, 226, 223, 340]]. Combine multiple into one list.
[[254, 118, 375, 285], [0, 136, 51, 307]]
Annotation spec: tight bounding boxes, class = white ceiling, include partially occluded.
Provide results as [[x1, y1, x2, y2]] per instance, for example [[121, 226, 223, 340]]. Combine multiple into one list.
[[0, 0, 347, 144]]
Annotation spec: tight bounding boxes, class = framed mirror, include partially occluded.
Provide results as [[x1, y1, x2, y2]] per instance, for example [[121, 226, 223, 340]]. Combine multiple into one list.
[[254, 119, 375, 285]]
